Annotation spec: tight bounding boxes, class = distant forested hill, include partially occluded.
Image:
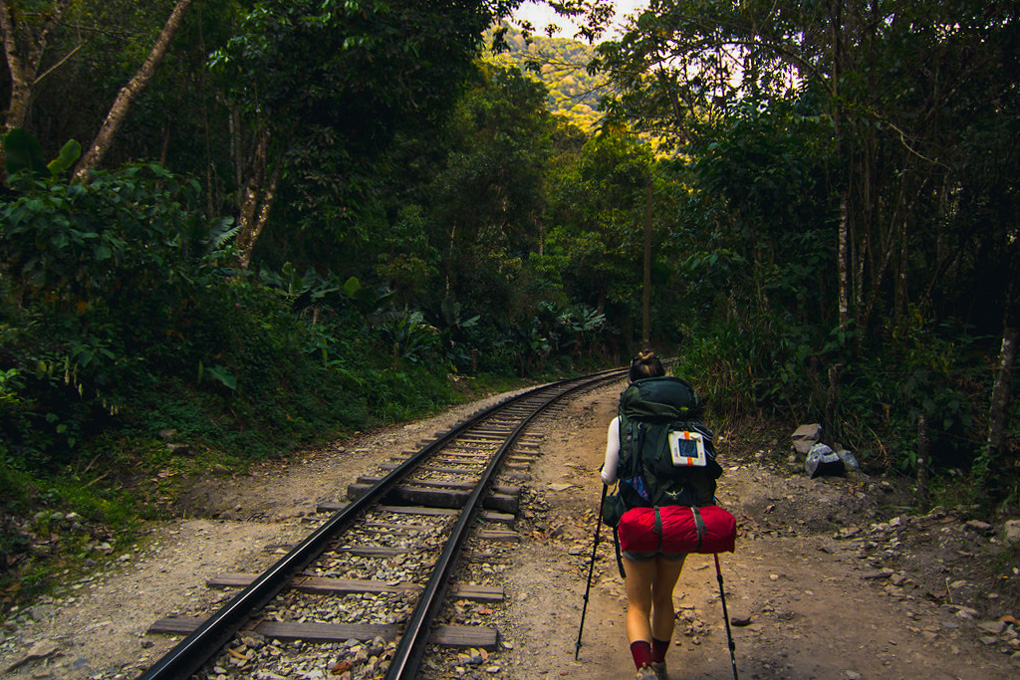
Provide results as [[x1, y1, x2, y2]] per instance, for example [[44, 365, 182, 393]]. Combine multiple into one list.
[[486, 26, 611, 130]]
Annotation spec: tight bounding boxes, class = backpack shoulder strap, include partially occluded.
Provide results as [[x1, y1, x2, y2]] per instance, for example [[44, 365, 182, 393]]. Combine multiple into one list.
[[615, 408, 651, 507]]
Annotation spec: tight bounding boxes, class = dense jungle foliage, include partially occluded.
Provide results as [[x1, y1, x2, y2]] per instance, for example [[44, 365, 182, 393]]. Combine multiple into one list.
[[1, 0, 1018, 605]]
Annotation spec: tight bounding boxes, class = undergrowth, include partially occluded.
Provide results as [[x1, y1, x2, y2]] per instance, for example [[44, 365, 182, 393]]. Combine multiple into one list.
[[671, 315, 1020, 516], [0, 166, 591, 616]]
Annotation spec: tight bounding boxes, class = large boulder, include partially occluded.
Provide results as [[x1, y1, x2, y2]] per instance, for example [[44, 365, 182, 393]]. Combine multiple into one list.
[[836, 448, 860, 472], [805, 443, 845, 478], [1005, 519, 1020, 545], [791, 423, 822, 456]]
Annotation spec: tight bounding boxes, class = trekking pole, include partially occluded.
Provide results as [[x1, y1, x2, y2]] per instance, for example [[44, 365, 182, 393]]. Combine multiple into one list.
[[714, 553, 739, 680], [575, 483, 607, 660], [612, 525, 625, 579]]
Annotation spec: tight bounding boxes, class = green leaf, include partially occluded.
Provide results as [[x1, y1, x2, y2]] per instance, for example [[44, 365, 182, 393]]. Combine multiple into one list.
[[4, 128, 47, 177], [205, 365, 237, 391], [343, 276, 362, 298], [47, 139, 82, 176]]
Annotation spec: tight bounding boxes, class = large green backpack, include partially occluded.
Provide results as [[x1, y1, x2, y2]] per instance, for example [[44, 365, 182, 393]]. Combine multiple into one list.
[[604, 376, 723, 526]]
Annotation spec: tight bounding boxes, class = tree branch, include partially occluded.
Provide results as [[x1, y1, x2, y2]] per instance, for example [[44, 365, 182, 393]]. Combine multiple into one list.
[[73, 0, 194, 181]]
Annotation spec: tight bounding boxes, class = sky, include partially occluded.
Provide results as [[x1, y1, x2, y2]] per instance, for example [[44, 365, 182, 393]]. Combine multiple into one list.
[[511, 1, 649, 40]]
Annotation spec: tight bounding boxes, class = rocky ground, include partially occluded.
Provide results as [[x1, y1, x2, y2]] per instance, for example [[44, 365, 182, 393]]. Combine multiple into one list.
[[1, 382, 1018, 679]]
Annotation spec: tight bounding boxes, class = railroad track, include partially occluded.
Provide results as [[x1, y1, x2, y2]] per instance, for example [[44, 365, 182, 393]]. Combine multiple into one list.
[[138, 368, 627, 679]]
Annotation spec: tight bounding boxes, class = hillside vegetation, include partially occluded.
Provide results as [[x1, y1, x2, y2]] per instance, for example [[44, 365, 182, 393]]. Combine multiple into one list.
[[488, 25, 610, 131]]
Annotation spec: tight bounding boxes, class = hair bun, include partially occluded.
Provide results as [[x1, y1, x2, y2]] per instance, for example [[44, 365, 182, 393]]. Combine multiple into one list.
[[629, 350, 664, 380]]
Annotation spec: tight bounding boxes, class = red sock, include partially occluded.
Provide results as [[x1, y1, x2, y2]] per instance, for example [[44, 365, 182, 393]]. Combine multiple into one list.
[[651, 637, 670, 663], [630, 640, 652, 669]]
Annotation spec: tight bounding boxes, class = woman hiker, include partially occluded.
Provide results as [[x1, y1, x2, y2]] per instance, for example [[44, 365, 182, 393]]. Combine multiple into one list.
[[600, 351, 723, 680]]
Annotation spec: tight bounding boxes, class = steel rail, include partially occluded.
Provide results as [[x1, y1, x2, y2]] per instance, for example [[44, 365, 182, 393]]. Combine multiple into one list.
[[138, 368, 626, 680]]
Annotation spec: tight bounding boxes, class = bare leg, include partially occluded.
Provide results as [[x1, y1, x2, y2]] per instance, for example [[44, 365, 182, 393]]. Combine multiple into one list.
[[623, 556, 685, 644], [623, 557, 656, 643], [650, 556, 685, 641]]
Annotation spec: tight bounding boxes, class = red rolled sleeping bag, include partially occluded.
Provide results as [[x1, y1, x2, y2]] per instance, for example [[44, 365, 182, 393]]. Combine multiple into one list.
[[618, 504, 736, 555]]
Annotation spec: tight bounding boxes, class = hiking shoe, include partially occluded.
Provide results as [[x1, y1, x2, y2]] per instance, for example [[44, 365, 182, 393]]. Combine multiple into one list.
[[650, 661, 667, 679], [635, 665, 658, 680]]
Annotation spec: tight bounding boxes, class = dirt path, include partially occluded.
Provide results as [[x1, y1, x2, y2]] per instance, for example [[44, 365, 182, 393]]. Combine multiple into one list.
[[1, 383, 1017, 679], [499, 386, 1019, 680]]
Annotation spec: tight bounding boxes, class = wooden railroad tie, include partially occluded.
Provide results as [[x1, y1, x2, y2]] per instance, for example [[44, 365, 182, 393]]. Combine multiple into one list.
[[359, 520, 432, 534], [148, 617, 497, 650], [206, 573, 504, 602], [418, 434, 542, 448], [379, 463, 486, 475], [346, 478, 520, 514], [353, 476, 517, 494], [435, 429, 543, 446], [313, 503, 516, 527], [391, 451, 534, 463], [378, 461, 532, 477]]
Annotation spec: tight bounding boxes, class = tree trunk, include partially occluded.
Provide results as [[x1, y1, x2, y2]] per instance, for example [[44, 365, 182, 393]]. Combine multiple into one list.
[[234, 127, 282, 269], [837, 193, 850, 332], [822, 363, 843, 447], [831, 0, 851, 337], [986, 326, 1019, 471], [72, 0, 194, 181], [0, 0, 73, 132], [642, 175, 652, 347], [916, 411, 930, 510], [656, 67, 689, 142], [0, 0, 34, 132], [893, 176, 916, 335], [445, 221, 458, 296], [229, 106, 245, 199], [859, 175, 905, 342]]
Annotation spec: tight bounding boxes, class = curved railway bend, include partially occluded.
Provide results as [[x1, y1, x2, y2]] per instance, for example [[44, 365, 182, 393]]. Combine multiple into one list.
[[1, 375, 1017, 680], [137, 370, 626, 680]]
